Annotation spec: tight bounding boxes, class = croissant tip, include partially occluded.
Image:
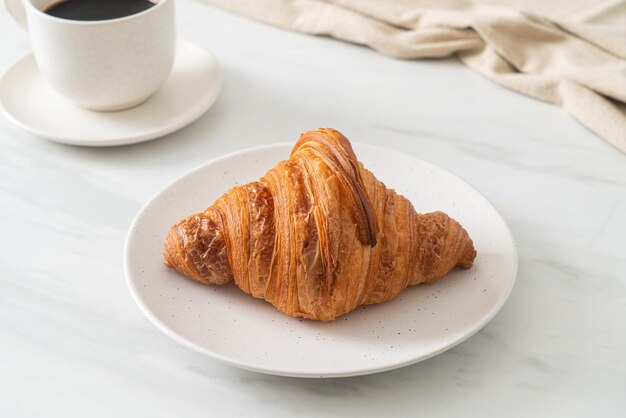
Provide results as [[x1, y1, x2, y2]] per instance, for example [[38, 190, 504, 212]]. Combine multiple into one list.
[[459, 245, 477, 269], [163, 226, 179, 269]]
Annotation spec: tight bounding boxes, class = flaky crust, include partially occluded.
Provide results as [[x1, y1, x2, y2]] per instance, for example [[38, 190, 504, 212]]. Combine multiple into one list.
[[164, 129, 476, 321]]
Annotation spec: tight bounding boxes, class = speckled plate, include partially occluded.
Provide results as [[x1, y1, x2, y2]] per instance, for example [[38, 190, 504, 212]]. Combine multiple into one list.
[[124, 143, 518, 378]]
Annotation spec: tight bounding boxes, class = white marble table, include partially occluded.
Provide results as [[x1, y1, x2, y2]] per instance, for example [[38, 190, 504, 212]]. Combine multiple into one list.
[[1, 1, 625, 416]]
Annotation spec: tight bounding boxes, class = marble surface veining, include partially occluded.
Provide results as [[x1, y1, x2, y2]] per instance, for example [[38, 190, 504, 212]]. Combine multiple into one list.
[[1, 1, 625, 416]]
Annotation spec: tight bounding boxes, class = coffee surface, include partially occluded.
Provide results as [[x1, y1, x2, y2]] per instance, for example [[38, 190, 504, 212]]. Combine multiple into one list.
[[44, 0, 156, 21]]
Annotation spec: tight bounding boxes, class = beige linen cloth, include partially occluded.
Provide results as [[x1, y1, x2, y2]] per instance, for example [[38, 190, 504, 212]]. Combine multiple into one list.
[[202, 0, 626, 152]]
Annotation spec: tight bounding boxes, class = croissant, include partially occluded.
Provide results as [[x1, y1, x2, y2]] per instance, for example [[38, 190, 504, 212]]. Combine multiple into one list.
[[164, 129, 476, 321]]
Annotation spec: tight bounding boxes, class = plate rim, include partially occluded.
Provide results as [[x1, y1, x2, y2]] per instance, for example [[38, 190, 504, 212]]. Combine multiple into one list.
[[0, 39, 222, 147], [123, 142, 518, 378]]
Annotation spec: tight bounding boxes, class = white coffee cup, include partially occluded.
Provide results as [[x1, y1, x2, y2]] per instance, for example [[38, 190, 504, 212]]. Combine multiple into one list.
[[5, 0, 176, 111]]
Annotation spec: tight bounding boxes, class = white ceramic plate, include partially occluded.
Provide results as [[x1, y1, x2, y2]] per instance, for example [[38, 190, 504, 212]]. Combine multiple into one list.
[[0, 40, 221, 146], [124, 143, 518, 378]]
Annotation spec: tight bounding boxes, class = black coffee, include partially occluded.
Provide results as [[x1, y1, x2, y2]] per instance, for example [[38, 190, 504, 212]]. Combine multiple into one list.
[[44, 0, 156, 21]]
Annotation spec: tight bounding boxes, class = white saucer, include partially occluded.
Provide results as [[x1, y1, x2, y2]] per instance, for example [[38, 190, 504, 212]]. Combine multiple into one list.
[[124, 143, 518, 378], [0, 40, 221, 146]]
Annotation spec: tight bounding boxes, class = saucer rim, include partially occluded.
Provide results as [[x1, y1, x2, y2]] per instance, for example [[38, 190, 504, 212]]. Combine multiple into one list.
[[0, 39, 222, 147]]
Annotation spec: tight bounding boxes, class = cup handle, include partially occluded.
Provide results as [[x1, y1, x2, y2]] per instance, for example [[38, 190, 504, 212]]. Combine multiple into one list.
[[5, 0, 28, 31]]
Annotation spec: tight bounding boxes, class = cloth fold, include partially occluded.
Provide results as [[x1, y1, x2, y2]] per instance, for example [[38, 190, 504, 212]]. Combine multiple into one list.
[[202, 0, 626, 152]]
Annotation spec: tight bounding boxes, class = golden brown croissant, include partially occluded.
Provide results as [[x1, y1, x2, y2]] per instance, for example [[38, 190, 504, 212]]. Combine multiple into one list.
[[164, 129, 476, 321]]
